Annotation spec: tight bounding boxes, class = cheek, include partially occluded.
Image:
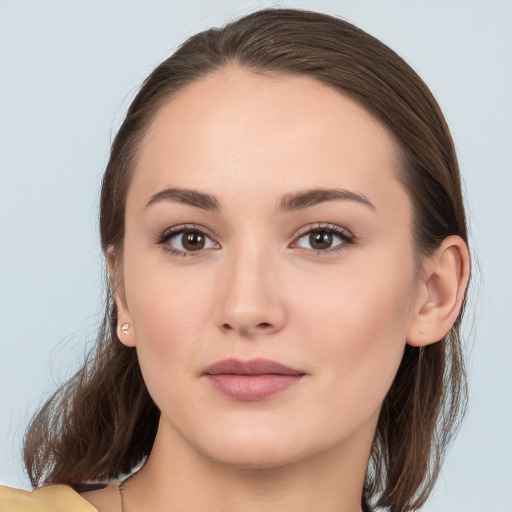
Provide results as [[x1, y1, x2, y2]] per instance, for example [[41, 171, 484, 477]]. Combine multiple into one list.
[[123, 227, 216, 331], [293, 258, 416, 414], [121, 246, 209, 377], [127, 273, 215, 347]]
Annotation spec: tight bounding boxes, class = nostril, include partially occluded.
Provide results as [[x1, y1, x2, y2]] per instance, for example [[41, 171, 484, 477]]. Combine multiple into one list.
[[221, 322, 273, 334]]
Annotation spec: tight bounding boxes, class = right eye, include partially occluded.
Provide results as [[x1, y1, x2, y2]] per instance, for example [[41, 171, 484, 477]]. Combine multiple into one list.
[[158, 226, 219, 256]]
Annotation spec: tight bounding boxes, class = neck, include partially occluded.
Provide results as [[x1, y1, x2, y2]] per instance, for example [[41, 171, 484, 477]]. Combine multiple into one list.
[[123, 418, 373, 512]]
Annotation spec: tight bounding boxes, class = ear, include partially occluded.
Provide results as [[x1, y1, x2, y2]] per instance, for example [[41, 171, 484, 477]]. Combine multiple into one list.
[[107, 245, 136, 347], [407, 235, 470, 347]]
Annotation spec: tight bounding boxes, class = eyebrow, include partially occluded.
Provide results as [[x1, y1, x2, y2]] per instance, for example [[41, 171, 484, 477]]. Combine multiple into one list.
[[145, 187, 220, 211], [144, 186, 375, 213], [277, 188, 376, 212]]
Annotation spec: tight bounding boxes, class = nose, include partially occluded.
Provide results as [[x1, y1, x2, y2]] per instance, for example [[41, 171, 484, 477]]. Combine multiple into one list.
[[214, 244, 287, 338]]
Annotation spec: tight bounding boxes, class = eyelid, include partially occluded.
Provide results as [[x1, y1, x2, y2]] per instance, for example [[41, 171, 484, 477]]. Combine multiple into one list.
[[290, 223, 356, 253], [293, 222, 354, 239], [156, 223, 220, 256], [157, 223, 216, 241], [155, 222, 355, 257]]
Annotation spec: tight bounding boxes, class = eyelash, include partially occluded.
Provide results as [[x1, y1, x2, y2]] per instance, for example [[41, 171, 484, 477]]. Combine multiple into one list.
[[292, 223, 356, 255], [156, 223, 356, 257], [156, 224, 217, 257]]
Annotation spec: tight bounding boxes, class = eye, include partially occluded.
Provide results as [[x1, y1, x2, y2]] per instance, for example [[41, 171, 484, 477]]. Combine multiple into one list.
[[293, 224, 354, 253], [158, 226, 218, 256]]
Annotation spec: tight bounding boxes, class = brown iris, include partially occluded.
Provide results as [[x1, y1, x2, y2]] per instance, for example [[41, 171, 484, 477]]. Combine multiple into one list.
[[181, 231, 205, 251], [309, 231, 333, 250]]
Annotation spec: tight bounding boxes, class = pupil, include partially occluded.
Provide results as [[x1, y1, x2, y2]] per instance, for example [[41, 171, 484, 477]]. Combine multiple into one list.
[[310, 231, 332, 249], [182, 231, 204, 251]]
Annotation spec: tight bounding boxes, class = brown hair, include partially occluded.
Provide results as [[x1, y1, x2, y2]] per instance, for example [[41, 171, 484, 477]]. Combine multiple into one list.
[[24, 8, 469, 511]]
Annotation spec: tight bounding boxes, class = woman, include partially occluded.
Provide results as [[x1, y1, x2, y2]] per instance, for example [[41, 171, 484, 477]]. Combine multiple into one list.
[[0, 8, 470, 512]]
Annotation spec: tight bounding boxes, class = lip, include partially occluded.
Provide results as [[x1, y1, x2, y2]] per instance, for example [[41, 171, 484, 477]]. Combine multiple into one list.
[[203, 358, 306, 401]]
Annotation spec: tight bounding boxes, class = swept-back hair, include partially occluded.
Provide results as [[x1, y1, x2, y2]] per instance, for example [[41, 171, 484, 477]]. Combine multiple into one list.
[[24, 9, 469, 511]]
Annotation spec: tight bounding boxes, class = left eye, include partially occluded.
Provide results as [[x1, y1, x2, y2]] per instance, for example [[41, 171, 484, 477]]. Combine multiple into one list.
[[295, 228, 351, 251]]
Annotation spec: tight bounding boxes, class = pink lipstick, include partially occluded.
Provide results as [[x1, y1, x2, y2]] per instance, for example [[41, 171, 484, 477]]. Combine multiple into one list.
[[203, 358, 305, 401]]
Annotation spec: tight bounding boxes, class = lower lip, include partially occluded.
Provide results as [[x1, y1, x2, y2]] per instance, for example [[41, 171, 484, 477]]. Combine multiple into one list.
[[206, 374, 304, 401]]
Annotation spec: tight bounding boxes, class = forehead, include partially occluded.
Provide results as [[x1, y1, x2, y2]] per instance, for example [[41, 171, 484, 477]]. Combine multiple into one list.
[[129, 66, 408, 215]]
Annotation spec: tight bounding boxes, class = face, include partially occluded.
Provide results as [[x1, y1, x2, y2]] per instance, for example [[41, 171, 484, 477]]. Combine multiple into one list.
[[116, 67, 423, 468]]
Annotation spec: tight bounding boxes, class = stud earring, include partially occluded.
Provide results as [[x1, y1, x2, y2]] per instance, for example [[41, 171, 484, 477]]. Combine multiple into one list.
[[120, 323, 131, 334]]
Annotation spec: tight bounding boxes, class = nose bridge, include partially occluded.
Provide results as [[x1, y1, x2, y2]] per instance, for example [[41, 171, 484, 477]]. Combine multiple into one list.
[[215, 233, 285, 336]]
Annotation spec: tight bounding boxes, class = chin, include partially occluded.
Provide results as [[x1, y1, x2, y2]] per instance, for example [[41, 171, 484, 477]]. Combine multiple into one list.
[[202, 443, 307, 471], [187, 424, 332, 471]]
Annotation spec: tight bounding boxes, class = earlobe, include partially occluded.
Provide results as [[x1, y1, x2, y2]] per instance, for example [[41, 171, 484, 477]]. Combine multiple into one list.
[[407, 235, 470, 347], [117, 320, 136, 347], [107, 245, 136, 348]]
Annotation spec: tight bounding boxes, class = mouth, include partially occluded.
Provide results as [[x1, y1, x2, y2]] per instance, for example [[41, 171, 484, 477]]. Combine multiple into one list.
[[203, 358, 306, 401]]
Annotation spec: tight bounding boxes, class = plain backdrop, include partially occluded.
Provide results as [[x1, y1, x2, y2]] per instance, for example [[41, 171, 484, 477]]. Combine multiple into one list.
[[1, 1, 511, 511]]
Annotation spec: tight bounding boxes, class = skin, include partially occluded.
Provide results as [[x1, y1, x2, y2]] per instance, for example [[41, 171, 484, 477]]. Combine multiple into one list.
[[82, 67, 469, 512]]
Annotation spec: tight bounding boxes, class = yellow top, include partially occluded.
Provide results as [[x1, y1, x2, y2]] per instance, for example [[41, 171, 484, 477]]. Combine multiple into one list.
[[0, 484, 97, 511]]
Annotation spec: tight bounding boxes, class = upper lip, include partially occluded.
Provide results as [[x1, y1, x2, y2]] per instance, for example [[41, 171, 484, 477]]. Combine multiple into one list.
[[204, 358, 305, 376]]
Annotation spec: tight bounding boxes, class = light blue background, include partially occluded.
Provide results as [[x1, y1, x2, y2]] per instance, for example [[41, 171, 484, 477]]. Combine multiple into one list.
[[1, 1, 511, 511]]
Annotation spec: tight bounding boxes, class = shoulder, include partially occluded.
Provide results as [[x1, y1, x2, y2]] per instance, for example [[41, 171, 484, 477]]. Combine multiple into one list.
[[0, 484, 98, 511]]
